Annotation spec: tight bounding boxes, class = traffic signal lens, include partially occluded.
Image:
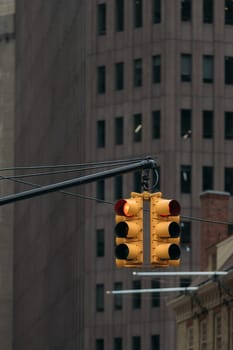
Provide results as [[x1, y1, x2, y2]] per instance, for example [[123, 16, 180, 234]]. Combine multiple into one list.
[[168, 222, 180, 238], [168, 244, 180, 260], [169, 200, 180, 216], [115, 243, 129, 259], [114, 199, 132, 217], [115, 222, 128, 237]]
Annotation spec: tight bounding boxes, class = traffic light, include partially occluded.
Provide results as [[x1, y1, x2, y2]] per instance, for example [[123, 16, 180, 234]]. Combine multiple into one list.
[[114, 192, 143, 267], [150, 192, 181, 267]]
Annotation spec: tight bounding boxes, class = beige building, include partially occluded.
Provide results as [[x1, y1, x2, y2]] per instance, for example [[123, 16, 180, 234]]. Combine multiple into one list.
[[0, 0, 15, 349]]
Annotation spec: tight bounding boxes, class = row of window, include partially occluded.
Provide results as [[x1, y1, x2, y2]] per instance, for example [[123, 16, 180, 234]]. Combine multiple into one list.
[[97, 56, 233, 93], [96, 334, 160, 350], [96, 111, 233, 148], [95, 166, 233, 202], [97, 0, 233, 35]]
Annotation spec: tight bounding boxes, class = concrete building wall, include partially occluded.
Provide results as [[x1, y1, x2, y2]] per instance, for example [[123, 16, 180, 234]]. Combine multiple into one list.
[[0, 1, 15, 349]]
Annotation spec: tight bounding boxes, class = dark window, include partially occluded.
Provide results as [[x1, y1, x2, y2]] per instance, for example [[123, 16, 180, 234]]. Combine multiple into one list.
[[225, 168, 233, 195], [202, 166, 214, 191], [180, 221, 191, 246], [181, 109, 192, 138], [203, 110, 213, 138], [96, 284, 104, 312], [115, 116, 124, 145], [114, 175, 123, 200], [134, 58, 143, 87], [134, 0, 143, 28], [181, 54, 192, 82], [225, 0, 233, 25], [152, 0, 161, 23], [132, 280, 141, 309], [181, 0, 192, 21], [115, 0, 124, 31], [96, 339, 104, 350], [115, 62, 124, 90], [133, 171, 141, 192], [152, 55, 161, 83], [203, 55, 214, 83], [180, 278, 191, 287], [97, 180, 105, 201], [225, 112, 233, 139], [152, 111, 160, 139], [132, 336, 141, 350], [203, 0, 213, 23], [151, 335, 160, 350], [114, 337, 123, 350], [96, 229, 105, 257], [225, 57, 233, 84], [97, 120, 105, 148], [97, 66, 106, 93], [114, 282, 123, 310], [97, 4, 106, 35], [151, 279, 160, 307], [181, 165, 191, 193], [133, 113, 142, 142]]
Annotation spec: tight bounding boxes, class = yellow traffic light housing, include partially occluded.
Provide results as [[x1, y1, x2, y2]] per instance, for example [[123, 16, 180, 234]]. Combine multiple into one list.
[[150, 192, 181, 267], [114, 192, 143, 267]]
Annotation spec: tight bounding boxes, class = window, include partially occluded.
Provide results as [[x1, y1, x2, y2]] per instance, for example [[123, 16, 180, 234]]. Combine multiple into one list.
[[97, 66, 106, 93], [96, 284, 104, 312], [203, 0, 213, 23], [225, 112, 233, 139], [133, 171, 141, 192], [134, 0, 143, 28], [114, 337, 122, 350], [181, 0, 192, 21], [214, 313, 222, 349], [115, 0, 124, 31], [181, 54, 192, 82], [97, 180, 105, 201], [203, 55, 214, 83], [181, 109, 192, 138], [96, 339, 104, 350], [200, 320, 207, 350], [203, 110, 213, 138], [151, 335, 160, 350], [114, 175, 123, 200], [181, 165, 191, 193], [180, 221, 191, 246], [115, 116, 124, 145], [133, 113, 142, 142], [225, 0, 233, 25], [97, 3, 106, 35], [152, 0, 161, 23], [180, 278, 191, 287], [225, 168, 233, 195], [225, 57, 233, 84], [115, 62, 124, 90], [96, 229, 105, 257], [114, 282, 123, 310], [132, 280, 141, 309], [151, 279, 160, 307], [152, 111, 160, 139], [152, 55, 161, 83], [133, 58, 143, 87], [132, 336, 141, 350], [202, 166, 214, 191], [187, 326, 194, 350], [97, 120, 105, 148]]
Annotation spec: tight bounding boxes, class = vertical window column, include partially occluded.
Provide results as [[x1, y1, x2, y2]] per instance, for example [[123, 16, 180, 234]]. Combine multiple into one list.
[[97, 3, 106, 35], [115, 0, 124, 31], [134, 0, 143, 28]]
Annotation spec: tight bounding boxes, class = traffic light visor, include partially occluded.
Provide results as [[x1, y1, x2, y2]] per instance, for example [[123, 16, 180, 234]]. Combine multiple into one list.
[[156, 199, 180, 216], [114, 198, 140, 217]]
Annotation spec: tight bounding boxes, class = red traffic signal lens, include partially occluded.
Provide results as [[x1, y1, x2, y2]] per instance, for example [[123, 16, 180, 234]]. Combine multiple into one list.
[[169, 200, 180, 216], [114, 199, 131, 217]]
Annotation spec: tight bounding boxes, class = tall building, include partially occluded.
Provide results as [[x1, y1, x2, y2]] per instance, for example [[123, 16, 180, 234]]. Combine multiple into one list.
[[0, 0, 15, 349], [14, 1, 233, 349]]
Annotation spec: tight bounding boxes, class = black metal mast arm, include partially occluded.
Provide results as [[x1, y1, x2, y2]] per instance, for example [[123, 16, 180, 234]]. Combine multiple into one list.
[[0, 157, 157, 206]]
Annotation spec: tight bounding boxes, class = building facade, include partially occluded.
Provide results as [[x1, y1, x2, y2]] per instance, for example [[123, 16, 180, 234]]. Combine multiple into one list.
[[14, 1, 233, 350], [0, 0, 15, 349]]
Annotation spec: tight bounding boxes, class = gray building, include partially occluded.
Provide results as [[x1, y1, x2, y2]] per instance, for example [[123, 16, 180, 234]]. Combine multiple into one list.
[[14, 1, 233, 350], [0, 0, 15, 349]]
